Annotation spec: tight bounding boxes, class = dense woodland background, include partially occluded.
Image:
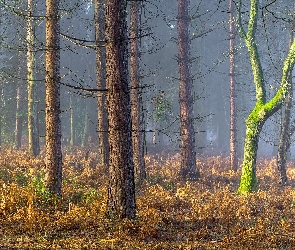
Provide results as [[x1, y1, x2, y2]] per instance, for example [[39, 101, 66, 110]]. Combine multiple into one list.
[[1, 0, 295, 248]]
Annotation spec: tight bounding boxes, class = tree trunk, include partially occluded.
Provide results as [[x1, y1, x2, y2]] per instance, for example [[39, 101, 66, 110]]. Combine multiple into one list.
[[130, 0, 146, 180], [15, 51, 25, 150], [82, 101, 89, 148], [229, 0, 238, 171], [95, 0, 109, 165], [237, 0, 295, 194], [15, 85, 24, 150], [0, 87, 3, 147], [105, 0, 136, 219], [177, 0, 199, 180], [277, 5, 295, 186], [45, 0, 62, 197], [69, 94, 74, 148], [27, 0, 40, 156]]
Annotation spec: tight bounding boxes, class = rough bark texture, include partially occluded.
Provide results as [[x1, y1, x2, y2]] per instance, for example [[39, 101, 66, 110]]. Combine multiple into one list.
[[95, 0, 109, 166], [130, 0, 146, 180], [45, 0, 62, 197], [277, 7, 295, 186], [229, 0, 238, 171], [105, 0, 136, 220], [27, 0, 40, 156], [177, 0, 199, 180], [238, 0, 295, 194]]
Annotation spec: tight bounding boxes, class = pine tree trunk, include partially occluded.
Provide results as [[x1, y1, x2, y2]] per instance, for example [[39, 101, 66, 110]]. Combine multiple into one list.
[[229, 0, 238, 171], [95, 0, 109, 165], [105, 0, 136, 219], [130, 0, 146, 180], [277, 6, 295, 185], [27, 0, 40, 156], [45, 0, 62, 197], [177, 0, 199, 180]]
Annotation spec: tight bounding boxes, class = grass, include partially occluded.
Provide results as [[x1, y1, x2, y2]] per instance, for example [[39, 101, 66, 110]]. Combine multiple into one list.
[[0, 147, 295, 249]]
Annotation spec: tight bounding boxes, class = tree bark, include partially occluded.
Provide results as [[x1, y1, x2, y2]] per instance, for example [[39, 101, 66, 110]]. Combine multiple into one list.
[[177, 0, 199, 180], [45, 0, 62, 197], [27, 0, 40, 156], [229, 0, 238, 171], [95, 0, 109, 165], [130, 0, 146, 180], [277, 5, 295, 186], [105, 0, 136, 219], [237, 0, 295, 194]]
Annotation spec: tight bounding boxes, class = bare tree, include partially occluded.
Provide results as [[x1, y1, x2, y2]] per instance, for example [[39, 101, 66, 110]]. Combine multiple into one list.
[[105, 0, 136, 219], [45, 0, 62, 197], [177, 0, 199, 180]]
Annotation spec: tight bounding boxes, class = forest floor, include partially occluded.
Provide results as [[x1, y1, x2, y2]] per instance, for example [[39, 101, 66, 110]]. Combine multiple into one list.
[[0, 147, 295, 249]]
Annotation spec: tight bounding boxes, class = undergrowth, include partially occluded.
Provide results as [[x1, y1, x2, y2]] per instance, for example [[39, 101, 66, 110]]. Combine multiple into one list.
[[0, 147, 295, 249]]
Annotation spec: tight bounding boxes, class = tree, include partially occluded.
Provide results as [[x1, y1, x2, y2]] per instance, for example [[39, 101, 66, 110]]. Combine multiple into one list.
[[229, 0, 238, 171], [94, 0, 109, 165], [45, 0, 62, 197], [277, 4, 295, 185], [177, 0, 199, 180], [237, 0, 295, 194], [130, 0, 146, 180], [27, 0, 40, 156], [105, 0, 136, 219]]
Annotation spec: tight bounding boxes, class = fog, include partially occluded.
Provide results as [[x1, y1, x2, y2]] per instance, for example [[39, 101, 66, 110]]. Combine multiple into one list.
[[0, 0, 295, 160]]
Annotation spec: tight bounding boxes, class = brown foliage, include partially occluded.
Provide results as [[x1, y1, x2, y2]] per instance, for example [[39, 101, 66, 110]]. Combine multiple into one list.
[[0, 148, 295, 248]]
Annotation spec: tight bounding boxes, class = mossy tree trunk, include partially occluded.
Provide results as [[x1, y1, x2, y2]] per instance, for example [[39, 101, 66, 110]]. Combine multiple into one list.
[[237, 0, 295, 194]]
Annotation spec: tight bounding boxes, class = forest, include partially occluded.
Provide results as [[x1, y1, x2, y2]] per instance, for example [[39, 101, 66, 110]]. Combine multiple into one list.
[[1, 0, 295, 249]]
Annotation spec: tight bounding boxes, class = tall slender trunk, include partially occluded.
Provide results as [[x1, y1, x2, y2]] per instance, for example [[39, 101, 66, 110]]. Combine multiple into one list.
[[69, 94, 74, 148], [105, 0, 136, 219], [45, 0, 62, 197], [95, 0, 109, 165], [15, 50, 25, 150], [82, 101, 89, 148], [229, 0, 238, 171], [15, 85, 24, 150], [177, 0, 199, 180], [0, 87, 3, 147], [277, 5, 295, 185], [27, 0, 40, 156], [130, 0, 146, 180]]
